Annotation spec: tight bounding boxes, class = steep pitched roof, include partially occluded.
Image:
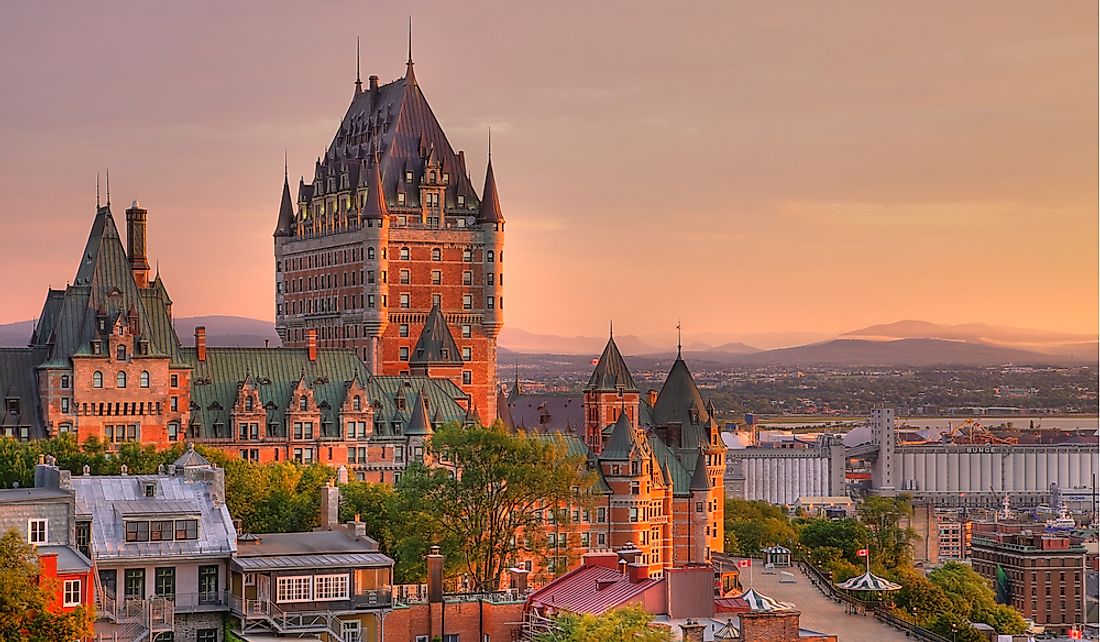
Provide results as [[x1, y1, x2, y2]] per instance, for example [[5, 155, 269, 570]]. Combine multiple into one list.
[[689, 447, 710, 492], [651, 355, 715, 452], [274, 172, 295, 236], [600, 411, 644, 460], [31, 206, 183, 367], [585, 336, 636, 392], [404, 388, 433, 435], [361, 156, 389, 219], [477, 158, 503, 223], [410, 305, 462, 367], [0, 347, 46, 436]]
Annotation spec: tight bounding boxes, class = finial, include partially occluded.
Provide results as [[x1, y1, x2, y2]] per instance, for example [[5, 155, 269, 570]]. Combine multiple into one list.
[[677, 320, 682, 358], [355, 37, 362, 92], [105, 168, 111, 206], [609, 320, 613, 338], [407, 16, 413, 64], [96, 172, 101, 208], [488, 124, 492, 160], [284, 149, 289, 181]]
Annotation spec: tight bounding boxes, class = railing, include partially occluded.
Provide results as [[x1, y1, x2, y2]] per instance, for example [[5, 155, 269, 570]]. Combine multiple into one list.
[[166, 590, 230, 612]]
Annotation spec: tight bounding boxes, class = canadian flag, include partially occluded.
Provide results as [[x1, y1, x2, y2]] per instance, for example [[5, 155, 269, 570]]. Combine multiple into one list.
[[737, 559, 751, 568], [856, 549, 869, 557]]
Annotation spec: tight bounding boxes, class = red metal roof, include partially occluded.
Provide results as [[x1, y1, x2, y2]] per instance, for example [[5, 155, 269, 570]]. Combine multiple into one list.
[[526, 564, 663, 616]]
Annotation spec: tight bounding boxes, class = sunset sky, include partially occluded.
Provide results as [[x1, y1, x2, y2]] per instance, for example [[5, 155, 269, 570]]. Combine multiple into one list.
[[0, 1, 1096, 340]]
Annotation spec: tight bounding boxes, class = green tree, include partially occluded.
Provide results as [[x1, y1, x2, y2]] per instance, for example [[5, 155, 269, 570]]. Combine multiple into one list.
[[534, 605, 672, 642], [927, 612, 983, 642], [857, 495, 917, 569], [723, 499, 798, 557], [799, 518, 869, 563], [395, 422, 593, 591], [891, 565, 955, 622], [929, 562, 1026, 634], [0, 529, 95, 641]]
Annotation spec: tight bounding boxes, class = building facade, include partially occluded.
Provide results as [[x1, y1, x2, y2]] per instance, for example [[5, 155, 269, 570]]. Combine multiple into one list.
[[274, 51, 503, 421]]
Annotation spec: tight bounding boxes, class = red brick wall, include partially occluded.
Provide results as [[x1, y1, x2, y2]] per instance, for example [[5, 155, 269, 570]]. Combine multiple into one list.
[[383, 600, 523, 642]]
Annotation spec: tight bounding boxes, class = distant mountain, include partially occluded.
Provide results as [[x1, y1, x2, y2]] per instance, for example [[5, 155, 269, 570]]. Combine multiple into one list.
[[727, 337, 1096, 368], [497, 327, 660, 356], [0, 316, 278, 348], [845, 320, 1096, 346]]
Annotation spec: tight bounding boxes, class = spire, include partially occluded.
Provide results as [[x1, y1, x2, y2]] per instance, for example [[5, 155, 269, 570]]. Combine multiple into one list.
[[274, 154, 295, 237], [405, 16, 416, 85], [690, 447, 710, 492], [586, 332, 637, 392], [601, 410, 643, 461], [105, 168, 111, 207], [405, 388, 433, 435], [478, 133, 504, 223], [410, 304, 463, 367], [676, 320, 682, 358], [362, 154, 389, 219], [355, 37, 363, 93]]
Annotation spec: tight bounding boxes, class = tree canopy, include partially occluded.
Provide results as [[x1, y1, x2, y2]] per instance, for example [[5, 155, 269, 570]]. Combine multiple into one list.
[[0, 529, 95, 642], [534, 605, 673, 642], [723, 499, 798, 557]]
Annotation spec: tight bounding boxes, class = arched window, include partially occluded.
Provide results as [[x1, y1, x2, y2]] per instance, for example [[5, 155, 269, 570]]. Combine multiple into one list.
[[140, 371, 150, 388], [245, 397, 254, 412], [487, 250, 495, 263], [92, 371, 103, 388], [367, 247, 375, 260], [353, 396, 362, 411], [463, 248, 472, 262], [431, 248, 441, 261], [400, 247, 410, 260], [116, 344, 127, 361], [116, 371, 127, 388]]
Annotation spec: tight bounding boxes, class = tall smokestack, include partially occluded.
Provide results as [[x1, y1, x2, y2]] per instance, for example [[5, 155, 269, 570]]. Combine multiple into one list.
[[195, 326, 207, 362], [125, 201, 150, 288]]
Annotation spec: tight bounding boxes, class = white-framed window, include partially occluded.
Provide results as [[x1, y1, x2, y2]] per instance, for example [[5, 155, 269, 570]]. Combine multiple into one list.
[[28, 518, 47, 544], [244, 572, 256, 587], [63, 579, 81, 607], [342, 620, 362, 642], [276, 575, 313, 603], [314, 574, 349, 601]]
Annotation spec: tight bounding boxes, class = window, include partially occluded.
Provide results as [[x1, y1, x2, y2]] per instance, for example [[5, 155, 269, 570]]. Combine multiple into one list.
[[314, 574, 349, 600], [400, 293, 410, 309], [124, 568, 145, 599], [170, 396, 179, 412], [299, 396, 308, 411], [353, 396, 362, 411], [400, 269, 410, 284], [461, 325, 472, 338], [399, 347, 409, 361], [462, 347, 471, 361], [170, 374, 179, 387], [432, 248, 442, 261], [63, 579, 82, 607], [93, 371, 103, 388], [60, 375, 70, 388], [28, 518, 47, 544], [400, 324, 409, 337], [61, 397, 70, 413], [487, 250, 495, 263], [196, 630, 218, 642], [462, 295, 472, 310], [367, 247, 375, 260], [140, 371, 150, 388], [175, 519, 199, 540], [462, 371, 472, 385], [400, 247, 410, 260], [463, 248, 472, 262], [154, 567, 176, 599], [117, 344, 127, 361], [125, 521, 150, 542], [116, 371, 127, 388], [432, 293, 441, 307], [150, 520, 173, 541], [276, 575, 313, 603], [198, 565, 219, 603], [431, 270, 442, 285]]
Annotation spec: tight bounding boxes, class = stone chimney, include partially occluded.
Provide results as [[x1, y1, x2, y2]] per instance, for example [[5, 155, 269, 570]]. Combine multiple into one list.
[[368, 74, 379, 91], [508, 566, 529, 593], [679, 619, 706, 642], [347, 514, 367, 539], [320, 481, 340, 530], [195, 326, 207, 362], [125, 201, 151, 288], [306, 328, 317, 362], [627, 562, 649, 583], [427, 545, 444, 603]]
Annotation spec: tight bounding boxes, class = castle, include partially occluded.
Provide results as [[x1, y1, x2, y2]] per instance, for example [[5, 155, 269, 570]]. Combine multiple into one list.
[[273, 44, 503, 422]]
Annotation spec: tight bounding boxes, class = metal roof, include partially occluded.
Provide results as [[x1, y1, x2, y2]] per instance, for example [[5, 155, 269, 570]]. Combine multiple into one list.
[[0, 487, 71, 504], [233, 551, 392, 572], [38, 545, 93, 573], [71, 473, 237, 561], [527, 564, 662, 616]]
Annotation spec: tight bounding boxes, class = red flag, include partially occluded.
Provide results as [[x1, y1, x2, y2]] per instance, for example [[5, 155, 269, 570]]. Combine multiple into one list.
[[737, 559, 751, 568], [856, 549, 869, 557]]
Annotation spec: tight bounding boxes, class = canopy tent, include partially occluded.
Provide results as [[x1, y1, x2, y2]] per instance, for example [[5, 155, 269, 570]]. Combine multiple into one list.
[[738, 588, 795, 612], [835, 571, 902, 592]]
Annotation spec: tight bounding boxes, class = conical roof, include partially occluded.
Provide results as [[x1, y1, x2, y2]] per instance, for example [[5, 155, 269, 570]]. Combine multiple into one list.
[[362, 157, 389, 219], [174, 443, 211, 469], [586, 336, 636, 392], [274, 173, 295, 236], [477, 158, 504, 223], [410, 305, 463, 367], [652, 356, 709, 428], [601, 411, 644, 461], [738, 588, 794, 612], [689, 447, 710, 492], [835, 571, 902, 592], [405, 389, 433, 436]]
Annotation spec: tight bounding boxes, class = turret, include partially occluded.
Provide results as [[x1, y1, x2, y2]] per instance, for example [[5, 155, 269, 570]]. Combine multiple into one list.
[[125, 201, 150, 288], [479, 152, 504, 339], [361, 156, 390, 372]]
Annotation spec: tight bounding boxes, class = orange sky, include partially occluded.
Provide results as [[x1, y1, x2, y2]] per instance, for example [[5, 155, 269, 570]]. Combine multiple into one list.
[[0, 1, 1096, 338]]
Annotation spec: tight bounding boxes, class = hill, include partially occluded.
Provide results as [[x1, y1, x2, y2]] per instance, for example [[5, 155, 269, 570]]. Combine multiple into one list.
[[0, 316, 279, 348], [845, 319, 1096, 346]]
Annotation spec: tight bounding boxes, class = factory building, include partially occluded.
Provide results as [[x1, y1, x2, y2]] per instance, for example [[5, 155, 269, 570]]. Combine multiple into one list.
[[724, 434, 846, 506]]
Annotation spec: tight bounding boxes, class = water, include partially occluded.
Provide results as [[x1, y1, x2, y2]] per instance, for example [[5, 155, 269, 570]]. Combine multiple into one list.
[[759, 416, 1098, 432]]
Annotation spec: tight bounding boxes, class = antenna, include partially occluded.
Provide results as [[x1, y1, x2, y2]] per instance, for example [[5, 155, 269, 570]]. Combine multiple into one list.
[[355, 37, 362, 92], [105, 169, 111, 206], [407, 16, 413, 64], [488, 124, 492, 160]]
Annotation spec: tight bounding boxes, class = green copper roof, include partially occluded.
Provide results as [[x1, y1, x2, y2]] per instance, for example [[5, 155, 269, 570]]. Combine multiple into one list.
[[404, 389, 433, 435], [410, 305, 462, 367], [600, 411, 644, 460], [585, 336, 636, 392], [689, 447, 710, 492]]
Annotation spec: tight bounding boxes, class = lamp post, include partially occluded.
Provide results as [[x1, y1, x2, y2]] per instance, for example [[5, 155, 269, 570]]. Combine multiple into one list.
[[951, 623, 957, 642]]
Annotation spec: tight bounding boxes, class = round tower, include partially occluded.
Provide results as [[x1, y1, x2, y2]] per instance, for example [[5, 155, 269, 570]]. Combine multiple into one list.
[[361, 158, 390, 373], [477, 154, 505, 339]]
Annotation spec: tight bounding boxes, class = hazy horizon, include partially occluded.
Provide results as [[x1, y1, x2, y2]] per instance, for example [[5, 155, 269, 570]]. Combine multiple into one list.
[[1, 2, 1096, 336]]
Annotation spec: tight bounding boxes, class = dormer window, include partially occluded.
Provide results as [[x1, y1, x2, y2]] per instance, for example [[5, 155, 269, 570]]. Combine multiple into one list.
[[116, 345, 127, 361], [397, 193, 406, 205], [457, 195, 465, 207], [245, 397, 254, 412], [5, 398, 20, 415], [443, 172, 449, 184], [353, 396, 361, 411], [405, 170, 413, 182], [143, 482, 156, 498], [299, 397, 307, 411]]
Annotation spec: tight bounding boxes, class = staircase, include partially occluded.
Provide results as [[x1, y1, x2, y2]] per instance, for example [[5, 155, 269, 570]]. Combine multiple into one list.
[[237, 598, 360, 641]]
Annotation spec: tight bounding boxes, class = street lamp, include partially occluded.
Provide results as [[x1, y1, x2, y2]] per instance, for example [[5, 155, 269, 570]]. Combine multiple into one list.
[[951, 623, 957, 642]]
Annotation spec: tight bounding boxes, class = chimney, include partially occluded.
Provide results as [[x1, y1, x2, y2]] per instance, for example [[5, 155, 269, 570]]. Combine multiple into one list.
[[306, 328, 317, 362], [627, 562, 649, 583], [320, 481, 340, 530], [347, 514, 367, 539], [368, 74, 379, 91], [195, 326, 207, 362], [427, 545, 444, 603], [647, 389, 658, 406], [508, 566, 529, 593], [679, 619, 706, 642], [125, 201, 151, 288]]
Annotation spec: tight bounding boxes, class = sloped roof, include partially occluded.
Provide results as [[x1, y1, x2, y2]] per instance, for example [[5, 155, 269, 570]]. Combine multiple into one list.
[[0, 347, 46, 436], [361, 156, 389, 219], [274, 173, 294, 236], [477, 158, 503, 223], [174, 444, 211, 468], [526, 563, 664, 616], [404, 388, 433, 435], [410, 305, 462, 367], [71, 473, 237, 562], [652, 356, 709, 427], [601, 412, 645, 461], [509, 394, 585, 435], [586, 336, 636, 392], [689, 447, 710, 492]]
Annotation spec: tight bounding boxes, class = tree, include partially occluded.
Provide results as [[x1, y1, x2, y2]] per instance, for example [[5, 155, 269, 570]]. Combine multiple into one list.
[[799, 518, 869, 564], [929, 562, 1026, 634], [891, 566, 955, 622], [723, 499, 798, 558], [857, 495, 917, 569], [395, 422, 593, 591], [0, 529, 94, 641], [927, 612, 984, 642], [534, 605, 672, 642]]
